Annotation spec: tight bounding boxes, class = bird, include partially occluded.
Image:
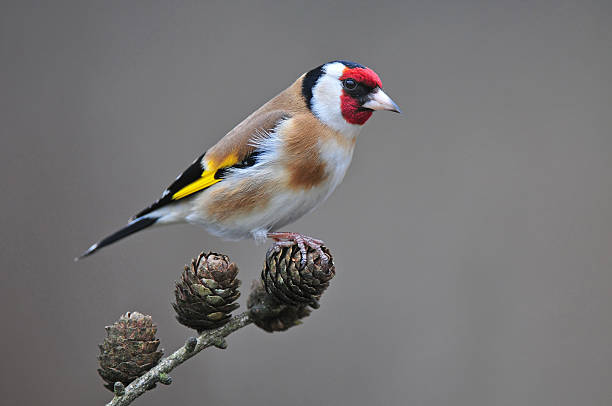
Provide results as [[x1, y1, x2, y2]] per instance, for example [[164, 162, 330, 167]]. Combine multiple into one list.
[[78, 60, 400, 264]]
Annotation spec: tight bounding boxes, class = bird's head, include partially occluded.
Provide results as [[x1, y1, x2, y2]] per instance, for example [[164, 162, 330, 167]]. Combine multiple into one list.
[[302, 60, 400, 135]]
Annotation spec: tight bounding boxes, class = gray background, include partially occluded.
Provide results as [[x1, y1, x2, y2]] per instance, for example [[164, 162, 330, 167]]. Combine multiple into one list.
[[1, 1, 611, 405]]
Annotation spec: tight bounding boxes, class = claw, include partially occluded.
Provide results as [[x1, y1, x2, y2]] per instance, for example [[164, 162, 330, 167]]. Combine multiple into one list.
[[268, 232, 327, 267]]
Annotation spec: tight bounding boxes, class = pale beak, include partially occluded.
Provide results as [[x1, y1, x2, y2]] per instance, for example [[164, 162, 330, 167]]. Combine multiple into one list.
[[362, 88, 401, 113]]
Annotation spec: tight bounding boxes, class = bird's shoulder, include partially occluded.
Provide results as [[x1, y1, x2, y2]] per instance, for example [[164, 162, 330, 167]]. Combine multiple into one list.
[[205, 76, 309, 165]]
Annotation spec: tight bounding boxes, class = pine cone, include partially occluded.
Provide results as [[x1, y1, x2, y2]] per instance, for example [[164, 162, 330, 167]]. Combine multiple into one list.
[[247, 280, 311, 332], [173, 252, 241, 332], [98, 312, 163, 391], [261, 244, 335, 308]]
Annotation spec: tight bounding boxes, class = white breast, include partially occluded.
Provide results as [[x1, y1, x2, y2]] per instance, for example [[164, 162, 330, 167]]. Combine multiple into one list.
[[318, 137, 356, 202], [264, 136, 355, 232]]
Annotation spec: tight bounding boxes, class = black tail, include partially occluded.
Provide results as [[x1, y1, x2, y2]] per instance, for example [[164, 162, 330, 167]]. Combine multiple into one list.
[[76, 217, 158, 260]]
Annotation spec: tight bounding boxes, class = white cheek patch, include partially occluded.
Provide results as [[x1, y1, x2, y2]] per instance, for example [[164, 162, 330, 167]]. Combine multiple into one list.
[[311, 75, 343, 127], [311, 63, 363, 137]]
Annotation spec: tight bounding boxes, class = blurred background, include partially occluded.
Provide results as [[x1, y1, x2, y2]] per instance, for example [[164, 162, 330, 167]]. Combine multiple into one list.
[[2, 1, 611, 405]]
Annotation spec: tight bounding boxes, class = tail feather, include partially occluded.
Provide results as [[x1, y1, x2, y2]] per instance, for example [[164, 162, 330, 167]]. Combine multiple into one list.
[[76, 217, 158, 260]]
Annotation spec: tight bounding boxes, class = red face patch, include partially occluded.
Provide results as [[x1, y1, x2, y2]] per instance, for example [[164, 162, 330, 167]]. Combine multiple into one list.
[[339, 67, 382, 125], [339, 67, 382, 89], [340, 95, 373, 125]]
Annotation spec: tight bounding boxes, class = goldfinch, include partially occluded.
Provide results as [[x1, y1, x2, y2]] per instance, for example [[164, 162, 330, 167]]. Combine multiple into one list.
[[79, 60, 399, 264]]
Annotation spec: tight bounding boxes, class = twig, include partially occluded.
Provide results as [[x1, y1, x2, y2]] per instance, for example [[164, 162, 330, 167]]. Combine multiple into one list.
[[106, 311, 252, 406]]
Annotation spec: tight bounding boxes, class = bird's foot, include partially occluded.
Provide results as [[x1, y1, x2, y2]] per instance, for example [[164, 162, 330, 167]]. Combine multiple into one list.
[[267, 232, 328, 267]]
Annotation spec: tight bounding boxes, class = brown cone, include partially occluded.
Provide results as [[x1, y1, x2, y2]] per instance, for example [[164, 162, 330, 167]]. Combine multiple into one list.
[[247, 280, 311, 332], [173, 252, 241, 332], [98, 312, 163, 391], [261, 244, 335, 308]]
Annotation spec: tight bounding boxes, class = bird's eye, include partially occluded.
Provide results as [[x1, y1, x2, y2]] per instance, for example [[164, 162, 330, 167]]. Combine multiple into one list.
[[342, 78, 358, 90]]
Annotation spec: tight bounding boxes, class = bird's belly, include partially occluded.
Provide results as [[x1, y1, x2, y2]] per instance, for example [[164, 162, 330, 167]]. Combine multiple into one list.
[[268, 183, 337, 231], [188, 180, 334, 240], [188, 162, 351, 240]]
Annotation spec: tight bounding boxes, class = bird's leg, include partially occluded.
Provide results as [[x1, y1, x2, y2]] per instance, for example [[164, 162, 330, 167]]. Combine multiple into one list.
[[267, 232, 328, 267]]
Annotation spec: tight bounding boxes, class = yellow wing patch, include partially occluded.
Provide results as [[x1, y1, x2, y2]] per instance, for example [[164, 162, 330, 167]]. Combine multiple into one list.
[[172, 155, 237, 200]]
